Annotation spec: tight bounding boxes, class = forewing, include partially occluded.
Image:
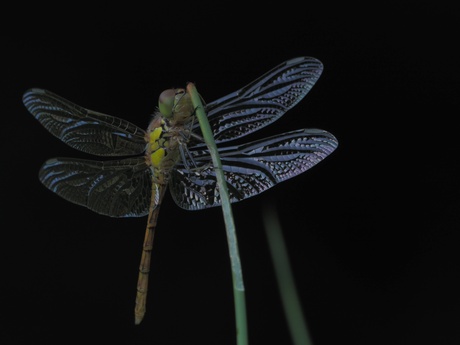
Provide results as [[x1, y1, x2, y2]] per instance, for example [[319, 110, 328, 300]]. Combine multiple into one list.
[[23, 88, 147, 156], [169, 129, 338, 210], [39, 157, 152, 217], [192, 57, 323, 144]]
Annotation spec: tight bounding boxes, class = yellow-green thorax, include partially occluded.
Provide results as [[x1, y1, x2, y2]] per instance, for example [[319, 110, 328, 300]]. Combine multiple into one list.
[[146, 88, 194, 183]]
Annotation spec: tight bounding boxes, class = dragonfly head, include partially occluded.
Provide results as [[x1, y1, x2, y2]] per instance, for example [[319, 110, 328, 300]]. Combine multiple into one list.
[[158, 88, 191, 120]]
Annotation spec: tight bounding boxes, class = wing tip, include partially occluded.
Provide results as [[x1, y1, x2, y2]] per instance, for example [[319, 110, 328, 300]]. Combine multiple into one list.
[[310, 128, 339, 149], [22, 87, 47, 106], [287, 56, 323, 70]]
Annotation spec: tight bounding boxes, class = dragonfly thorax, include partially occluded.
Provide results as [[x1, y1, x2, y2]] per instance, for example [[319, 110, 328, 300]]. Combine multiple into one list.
[[146, 89, 195, 183]]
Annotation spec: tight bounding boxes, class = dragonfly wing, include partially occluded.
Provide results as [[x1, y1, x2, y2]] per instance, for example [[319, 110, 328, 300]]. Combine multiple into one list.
[[39, 157, 152, 217], [169, 129, 338, 210], [23, 88, 148, 156], [192, 57, 323, 144]]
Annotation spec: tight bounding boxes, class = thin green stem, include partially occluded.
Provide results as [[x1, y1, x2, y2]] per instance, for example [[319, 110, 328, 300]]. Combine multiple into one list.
[[187, 83, 248, 345], [262, 202, 313, 345]]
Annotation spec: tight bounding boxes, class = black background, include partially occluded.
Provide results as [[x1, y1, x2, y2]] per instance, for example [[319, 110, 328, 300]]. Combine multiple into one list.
[[2, 3, 459, 344]]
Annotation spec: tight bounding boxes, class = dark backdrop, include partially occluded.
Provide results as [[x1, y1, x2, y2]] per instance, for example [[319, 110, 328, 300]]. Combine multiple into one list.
[[2, 3, 459, 345]]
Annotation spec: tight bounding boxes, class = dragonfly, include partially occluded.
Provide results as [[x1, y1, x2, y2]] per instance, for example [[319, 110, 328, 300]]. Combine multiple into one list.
[[23, 56, 338, 325]]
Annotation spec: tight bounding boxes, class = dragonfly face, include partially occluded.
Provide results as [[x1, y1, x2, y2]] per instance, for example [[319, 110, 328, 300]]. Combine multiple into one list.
[[23, 56, 338, 324]]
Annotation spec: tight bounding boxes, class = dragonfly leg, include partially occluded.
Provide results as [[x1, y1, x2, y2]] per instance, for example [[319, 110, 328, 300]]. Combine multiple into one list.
[[183, 109, 205, 143], [179, 142, 199, 172], [189, 132, 204, 142]]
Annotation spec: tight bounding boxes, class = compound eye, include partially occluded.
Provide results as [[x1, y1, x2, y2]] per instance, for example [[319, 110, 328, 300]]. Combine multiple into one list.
[[158, 89, 175, 117]]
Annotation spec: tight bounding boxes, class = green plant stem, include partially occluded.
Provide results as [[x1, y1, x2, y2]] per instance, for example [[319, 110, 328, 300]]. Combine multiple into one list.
[[262, 202, 313, 345], [187, 83, 248, 345]]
